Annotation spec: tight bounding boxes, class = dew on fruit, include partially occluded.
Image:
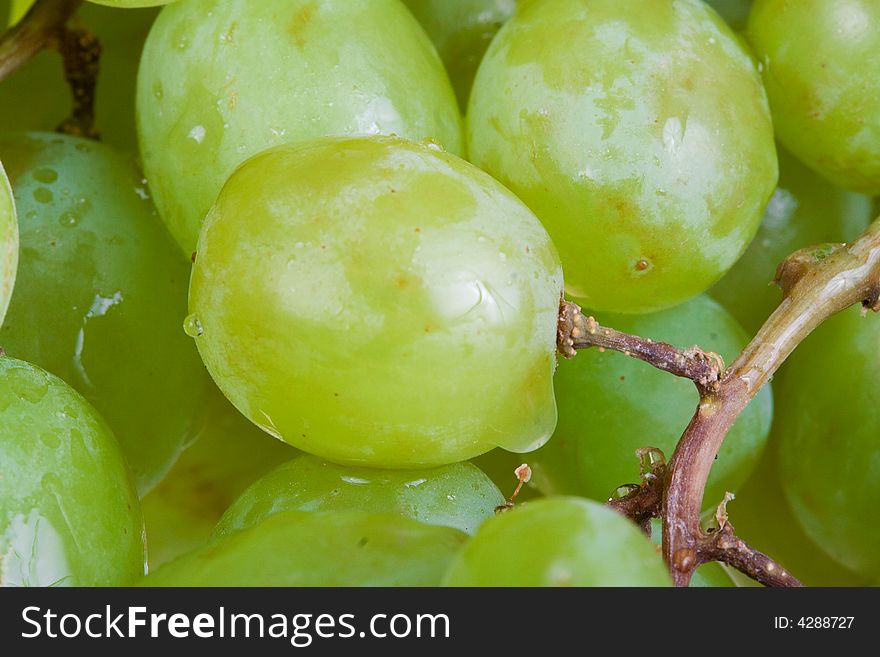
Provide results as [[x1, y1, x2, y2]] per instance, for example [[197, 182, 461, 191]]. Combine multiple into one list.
[[33, 187, 53, 204], [405, 478, 428, 488], [32, 168, 57, 184], [187, 125, 207, 144], [183, 314, 204, 338]]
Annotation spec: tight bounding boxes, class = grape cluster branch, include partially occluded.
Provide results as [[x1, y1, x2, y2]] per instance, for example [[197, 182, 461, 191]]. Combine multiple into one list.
[[559, 217, 880, 586], [0, 0, 99, 138]]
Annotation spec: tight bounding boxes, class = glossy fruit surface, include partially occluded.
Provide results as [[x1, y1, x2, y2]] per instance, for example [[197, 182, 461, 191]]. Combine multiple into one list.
[[189, 136, 563, 467], [0, 161, 16, 327], [142, 510, 467, 586], [748, 0, 880, 193], [137, 0, 463, 254], [0, 133, 209, 494], [777, 307, 880, 579], [214, 455, 504, 538], [442, 497, 672, 586], [0, 357, 144, 586], [468, 0, 777, 312]]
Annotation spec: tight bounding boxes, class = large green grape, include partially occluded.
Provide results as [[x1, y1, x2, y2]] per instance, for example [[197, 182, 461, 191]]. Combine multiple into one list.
[[711, 147, 873, 334], [188, 136, 563, 467], [747, 0, 880, 193], [141, 386, 296, 568], [703, 0, 752, 30], [777, 307, 880, 579], [468, 0, 777, 313], [0, 357, 144, 586], [214, 455, 504, 539], [137, 0, 463, 255], [442, 497, 671, 586], [142, 510, 467, 586], [402, 0, 517, 110], [534, 295, 772, 505], [0, 133, 209, 495], [0, 162, 16, 326], [0, 3, 159, 153]]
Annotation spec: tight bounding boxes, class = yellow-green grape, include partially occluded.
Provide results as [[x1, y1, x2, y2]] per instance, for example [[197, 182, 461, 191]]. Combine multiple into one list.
[[137, 0, 463, 255], [214, 455, 504, 539], [0, 161, 17, 326], [537, 295, 772, 505], [442, 497, 672, 586], [703, 0, 752, 30], [402, 0, 517, 110], [141, 511, 467, 586], [777, 307, 880, 580], [468, 0, 777, 313], [0, 133, 209, 495], [189, 136, 563, 467], [141, 386, 296, 569], [747, 0, 880, 193], [0, 357, 144, 586], [711, 147, 873, 334], [0, 3, 159, 153]]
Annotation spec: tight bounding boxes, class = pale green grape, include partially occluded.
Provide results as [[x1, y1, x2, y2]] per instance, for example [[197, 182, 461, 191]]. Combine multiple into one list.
[[748, 0, 880, 193], [711, 147, 873, 334], [703, 0, 752, 30], [137, 0, 463, 255], [468, 0, 777, 313], [535, 295, 772, 505], [403, 0, 517, 110], [188, 136, 563, 467], [0, 133, 209, 495], [442, 497, 671, 586], [142, 511, 467, 586], [214, 455, 504, 539], [141, 385, 296, 568], [0, 357, 144, 586], [89, 1, 173, 7], [777, 306, 880, 579], [0, 161, 17, 326]]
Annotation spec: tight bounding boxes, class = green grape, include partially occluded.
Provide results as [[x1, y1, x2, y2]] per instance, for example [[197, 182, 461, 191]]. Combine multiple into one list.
[[728, 423, 870, 586], [141, 385, 296, 569], [88, 1, 173, 7], [0, 133, 209, 495], [0, 161, 17, 326], [214, 455, 504, 539], [537, 295, 772, 506], [747, 0, 880, 193], [711, 147, 873, 334], [0, 3, 159, 153], [442, 497, 671, 586], [142, 510, 467, 586], [777, 307, 880, 579], [703, 0, 752, 30], [188, 136, 563, 467], [468, 0, 777, 313], [402, 0, 517, 110], [0, 357, 144, 586], [137, 0, 463, 255]]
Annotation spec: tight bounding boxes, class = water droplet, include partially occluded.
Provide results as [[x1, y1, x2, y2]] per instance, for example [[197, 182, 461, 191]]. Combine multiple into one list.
[[341, 476, 370, 485], [421, 138, 443, 152], [183, 314, 203, 338], [8, 366, 49, 404], [187, 125, 206, 144], [404, 478, 428, 488], [609, 483, 640, 500], [32, 168, 57, 184], [33, 187, 53, 204], [58, 211, 79, 227]]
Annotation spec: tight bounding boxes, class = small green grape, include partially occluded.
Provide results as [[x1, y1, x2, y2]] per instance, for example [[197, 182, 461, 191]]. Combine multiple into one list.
[[142, 511, 467, 586], [402, 0, 517, 110], [141, 385, 297, 569], [0, 357, 144, 586], [748, 0, 880, 193], [711, 147, 873, 334], [0, 161, 17, 327], [137, 0, 463, 255], [189, 136, 563, 467], [442, 497, 672, 586], [0, 133, 209, 495], [214, 455, 504, 539], [535, 295, 772, 506], [777, 307, 880, 580], [468, 0, 777, 313]]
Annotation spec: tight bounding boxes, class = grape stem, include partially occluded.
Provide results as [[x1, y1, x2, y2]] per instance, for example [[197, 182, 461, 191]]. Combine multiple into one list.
[[0, 0, 100, 138], [559, 217, 880, 587]]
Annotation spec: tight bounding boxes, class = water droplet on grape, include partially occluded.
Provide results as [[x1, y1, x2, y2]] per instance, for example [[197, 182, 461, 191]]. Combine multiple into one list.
[[341, 476, 371, 485], [32, 168, 57, 184], [187, 125, 206, 144], [59, 211, 79, 227], [33, 187, 53, 204], [183, 314, 203, 338]]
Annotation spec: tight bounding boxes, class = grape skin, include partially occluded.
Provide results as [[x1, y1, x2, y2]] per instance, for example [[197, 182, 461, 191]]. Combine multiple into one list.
[[0, 358, 144, 586], [0, 133, 210, 495], [0, 161, 17, 327], [189, 136, 563, 467], [468, 0, 777, 313], [137, 0, 463, 255], [214, 455, 504, 539]]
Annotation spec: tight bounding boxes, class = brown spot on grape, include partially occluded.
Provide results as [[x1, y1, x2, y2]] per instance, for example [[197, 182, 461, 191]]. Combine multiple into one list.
[[635, 259, 650, 271], [289, 1, 317, 49]]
